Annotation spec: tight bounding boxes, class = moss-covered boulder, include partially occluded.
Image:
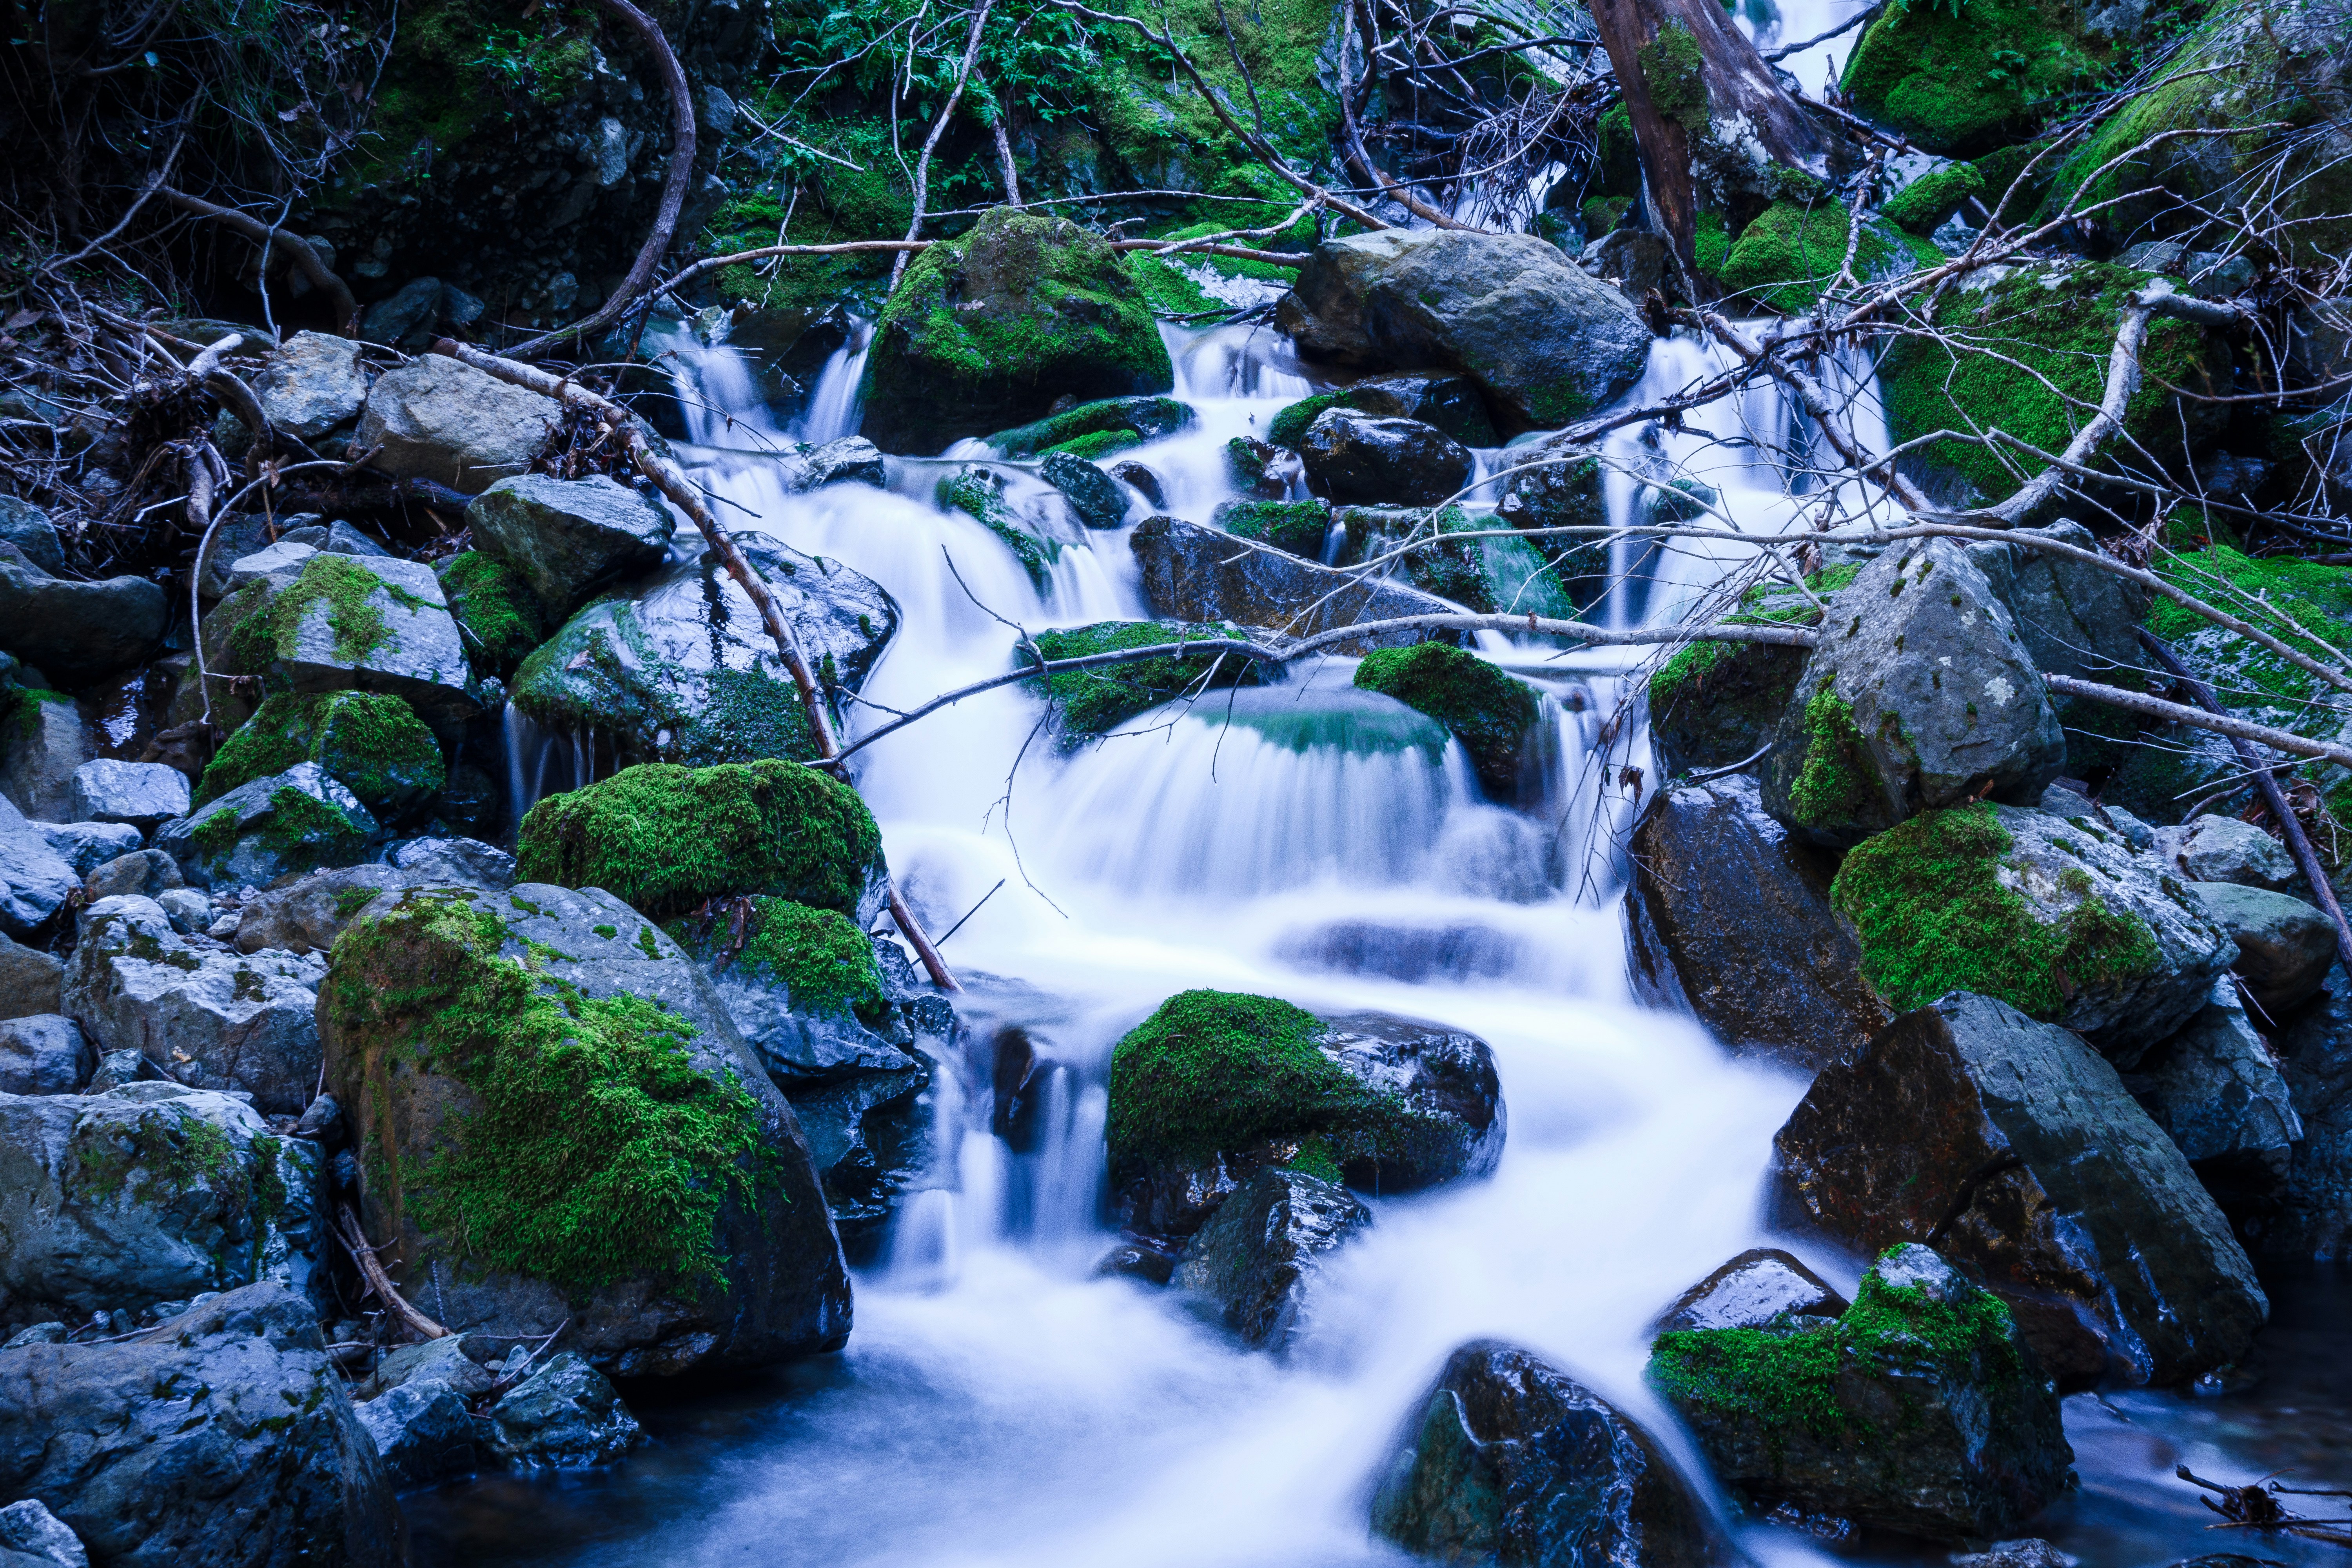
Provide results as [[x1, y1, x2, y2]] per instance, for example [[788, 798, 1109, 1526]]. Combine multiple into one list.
[[516, 759, 888, 929], [1842, 0, 2109, 156], [1717, 200, 1923, 314], [861, 208, 1174, 454], [1334, 505, 1583, 621], [464, 474, 675, 622], [1649, 1244, 2071, 1540], [321, 884, 851, 1376], [1213, 499, 1331, 560], [219, 552, 479, 729], [938, 467, 1062, 592], [1650, 567, 1856, 778], [1829, 801, 2237, 1056], [157, 763, 377, 890], [1027, 619, 1267, 740], [987, 396, 1194, 459], [436, 551, 548, 682], [198, 691, 445, 819], [1884, 162, 1988, 235], [1107, 991, 1503, 1238], [1268, 372, 1498, 452], [1352, 643, 1540, 799]]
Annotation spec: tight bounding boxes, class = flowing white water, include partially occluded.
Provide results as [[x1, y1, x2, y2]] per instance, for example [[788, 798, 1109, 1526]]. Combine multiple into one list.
[[420, 317, 2349, 1568]]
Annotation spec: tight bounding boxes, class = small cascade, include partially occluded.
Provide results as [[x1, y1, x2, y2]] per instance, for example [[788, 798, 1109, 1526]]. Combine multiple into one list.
[[501, 703, 601, 824], [793, 318, 874, 444]]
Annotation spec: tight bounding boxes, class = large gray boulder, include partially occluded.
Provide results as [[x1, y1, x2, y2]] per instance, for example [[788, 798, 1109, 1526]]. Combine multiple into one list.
[[1171, 1169, 1370, 1353], [67, 760, 187, 831], [465, 474, 676, 618], [215, 553, 478, 728], [355, 353, 558, 492], [1297, 409, 1472, 506], [155, 763, 378, 890], [484, 1352, 642, 1467], [1625, 775, 1889, 1070], [0, 1017, 92, 1096], [1964, 520, 2151, 682], [2127, 978, 2302, 1209], [229, 862, 410, 955], [1, 694, 92, 822], [2191, 880, 2336, 1014], [1772, 992, 2268, 1386], [62, 895, 327, 1113], [0, 800, 75, 936], [251, 332, 368, 441], [0, 560, 166, 682], [1277, 230, 1652, 432], [34, 822, 142, 878], [1762, 539, 2065, 846], [2155, 815, 2304, 894], [355, 1377, 492, 1488], [1372, 1340, 1730, 1568], [1131, 514, 1460, 655], [0, 1283, 400, 1568], [0, 498, 67, 576]]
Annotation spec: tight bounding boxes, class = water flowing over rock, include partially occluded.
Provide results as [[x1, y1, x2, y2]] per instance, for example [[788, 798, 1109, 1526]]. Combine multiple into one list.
[[1131, 515, 1460, 655], [1171, 1169, 1368, 1352], [1371, 1340, 1731, 1568], [465, 474, 677, 618], [355, 354, 558, 492], [1771, 992, 2268, 1386]]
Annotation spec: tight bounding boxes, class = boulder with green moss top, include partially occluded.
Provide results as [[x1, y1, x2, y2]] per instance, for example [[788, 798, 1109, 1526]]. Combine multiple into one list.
[[1, 687, 94, 822], [1298, 408, 1474, 507], [156, 763, 377, 891], [1650, 567, 1858, 777], [1829, 802, 2237, 1056], [516, 759, 889, 930], [862, 209, 1175, 454], [672, 897, 913, 1087], [1718, 200, 1920, 314], [1772, 992, 2268, 1386], [1353, 642, 1540, 799], [1039, 452, 1129, 532], [1762, 539, 2064, 846], [0, 1080, 321, 1330], [63, 895, 328, 1114], [198, 691, 445, 820], [1335, 503, 1584, 620], [1213, 499, 1332, 560], [1107, 992, 1503, 1240], [939, 466, 1063, 592], [1842, 0, 2112, 156], [1885, 162, 1989, 235], [1132, 514, 1463, 653], [1171, 1169, 1370, 1352], [1276, 229, 1651, 433], [321, 883, 852, 1376], [511, 539, 896, 767], [464, 474, 676, 620], [436, 550, 547, 683], [986, 396, 1195, 459], [1648, 1243, 2070, 1540], [1027, 619, 1270, 740], [1374, 1339, 1731, 1568], [355, 355, 560, 492], [216, 552, 480, 730], [1268, 373, 1498, 452]]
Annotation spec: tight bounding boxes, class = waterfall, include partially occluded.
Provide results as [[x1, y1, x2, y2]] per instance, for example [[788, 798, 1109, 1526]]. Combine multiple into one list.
[[795, 319, 875, 444]]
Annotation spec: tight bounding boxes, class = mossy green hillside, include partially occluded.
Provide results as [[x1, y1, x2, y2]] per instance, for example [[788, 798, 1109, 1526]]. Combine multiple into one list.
[[198, 691, 445, 814], [1829, 802, 2160, 1017], [1028, 619, 1262, 738], [515, 759, 882, 922], [1353, 642, 1540, 797], [326, 891, 771, 1289], [1842, 0, 2107, 156], [438, 550, 548, 681]]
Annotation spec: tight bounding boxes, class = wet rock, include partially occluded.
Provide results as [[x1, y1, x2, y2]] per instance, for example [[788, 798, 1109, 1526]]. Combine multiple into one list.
[[1965, 521, 2151, 682], [1949, 1541, 2074, 1568], [795, 436, 887, 490], [355, 354, 559, 492], [368, 1333, 495, 1399], [2190, 881, 2336, 1014], [355, 1377, 493, 1488], [465, 474, 676, 619], [1131, 514, 1461, 654], [1026, 619, 1269, 739], [156, 763, 378, 890], [0, 560, 166, 684], [1352, 641, 1538, 799], [2260, 964, 2352, 1258], [1626, 776, 1890, 1069], [1278, 229, 1651, 432], [2125, 978, 2302, 1209], [321, 884, 851, 1376], [0, 799, 76, 936], [62, 895, 326, 1112], [1653, 1247, 1849, 1334], [1762, 539, 2065, 846], [0, 499, 66, 576], [786, 1065, 932, 1257], [0, 935, 62, 1019], [155, 889, 210, 936], [33, 822, 140, 880], [195, 690, 446, 822], [485, 1352, 642, 1467], [215, 553, 479, 729], [1039, 451, 1129, 530], [512, 539, 896, 766], [1172, 1169, 1369, 1352], [1, 692, 91, 824], [1648, 1245, 2072, 1541], [2153, 815, 2303, 894], [1094, 1240, 1180, 1286], [1110, 462, 1165, 510], [0, 1499, 86, 1568], [1224, 435, 1290, 499], [1335, 371, 1500, 447], [1772, 992, 2268, 1385], [1297, 409, 1473, 507], [0, 1016, 93, 1095], [66, 760, 187, 831], [251, 332, 367, 441], [0, 1282, 398, 1568], [1372, 1339, 1730, 1568], [82, 850, 181, 903]]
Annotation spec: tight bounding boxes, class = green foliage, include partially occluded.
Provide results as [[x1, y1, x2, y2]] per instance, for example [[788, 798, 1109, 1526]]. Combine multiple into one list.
[[1842, 0, 2106, 154], [1693, 211, 1731, 275], [1788, 688, 1881, 829], [1269, 394, 1341, 450], [1218, 499, 1331, 558], [1830, 803, 2160, 1016], [1353, 642, 1540, 795], [198, 691, 445, 813], [1640, 22, 1709, 125], [1029, 619, 1258, 737], [515, 760, 882, 922], [1882, 162, 1987, 233], [439, 551, 548, 681], [1719, 200, 1900, 313]]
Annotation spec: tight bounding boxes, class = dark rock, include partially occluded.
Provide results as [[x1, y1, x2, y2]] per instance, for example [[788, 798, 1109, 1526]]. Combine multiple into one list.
[[360, 278, 444, 347], [1351, 641, 1540, 799], [32, 822, 140, 880], [1171, 1169, 1370, 1351], [156, 763, 378, 890], [0, 557, 165, 685], [1039, 451, 1129, 530], [0, 499, 66, 576], [1093, 1240, 1180, 1286], [796, 436, 887, 490], [1131, 514, 1461, 655], [1771, 992, 2268, 1385], [1224, 435, 1290, 499], [1653, 1247, 1849, 1334], [0, 937, 63, 1021], [1297, 409, 1472, 506], [484, 1352, 642, 1467], [1949, 1541, 2074, 1568], [2247, 963, 2352, 1259], [82, 850, 181, 903], [2190, 880, 2336, 1015], [1371, 1339, 1730, 1568], [1108, 461, 1165, 509], [355, 1378, 493, 1487], [1648, 1245, 2072, 1541], [0, 800, 76, 936], [1625, 776, 1890, 1069], [2126, 978, 2301, 1210], [1336, 371, 1499, 447], [786, 1066, 931, 1258], [0, 1016, 93, 1095], [1964, 521, 2152, 682], [355, 355, 558, 492], [67, 761, 188, 830], [1214, 498, 1330, 559], [465, 474, 676, 618], [0, 1283, 399, 1568]]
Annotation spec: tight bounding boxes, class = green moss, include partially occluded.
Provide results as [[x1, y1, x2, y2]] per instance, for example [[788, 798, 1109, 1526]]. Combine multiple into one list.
[[77, 1108, 252, 1218], [1841, 0, 2105, 155], [515, 759, 882, 922], [226, 554, 428, 671], [1719, 200, 1900, 314], [939, 468, 1059, 592], [713, 897, 887, 1023], [693, 126, 913, 313], [439, 551, 548, 682], [198, 692, 445, 814], [1693, 211, 1731, 275], [1354, 642, 1540, 796], [1045, 429, 1142, 461], [1028, 619, 1259, 737], [1640, 21, 1709, 127], [334, 886, 384, 923], [327, 893, 772, 1289], [1269, 394, 1341, 450], [1883, 162, 1988, 233], [256, 785, 374, 863], [1218, 499, 1331, 559], [1830, 802, 2160, 1016], [1787, 688, 1882, 829], [1594, 106, 1642, 199], [990, 395, 1192, 458]]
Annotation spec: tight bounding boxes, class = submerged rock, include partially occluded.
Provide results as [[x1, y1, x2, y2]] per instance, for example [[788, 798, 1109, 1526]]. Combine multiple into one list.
[[1026, 619, 1267, 740], [1131, 514, 1460, 655], [1172, 1169, 1370, 1352], [1372, 1340, 1730, 1568]]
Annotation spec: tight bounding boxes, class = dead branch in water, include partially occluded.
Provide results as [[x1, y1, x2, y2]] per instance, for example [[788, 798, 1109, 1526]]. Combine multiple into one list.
[[337, 1202, 450, 1343]]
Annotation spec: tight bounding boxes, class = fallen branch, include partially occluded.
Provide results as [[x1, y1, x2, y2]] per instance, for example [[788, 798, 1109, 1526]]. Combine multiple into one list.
[[159, 188, 358, 336], [2045, 673, 2352, 770], [336, 1202, 450, 1342], [189, 332, 275, 456]]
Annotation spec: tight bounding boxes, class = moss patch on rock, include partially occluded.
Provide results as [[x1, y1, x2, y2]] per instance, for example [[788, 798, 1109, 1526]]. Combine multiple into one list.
[[1354, 642, 1539, 797], [681, 896, 888, 1025], [198, 691, 446, 814], [227, 553, 431, 670], [987, 395, 1193, 459], [939, 468, 1060, 592], [1884, 162, 1988, 233], [1718, 200, 1904, 314], [1029, 619, 1261, 738], [1842, 0, 2106, 156], [1217, 499, 1332, 558], [515, 760, 883, 921], [439, 550, 548, 681]]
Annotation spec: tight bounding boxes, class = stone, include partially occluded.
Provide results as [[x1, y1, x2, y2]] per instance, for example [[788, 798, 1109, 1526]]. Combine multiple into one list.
[[1648, 1245, 2073, 1541], [0, 799, 76, 936], [155, 889, 211, 936], [484, 1352, 642, 1467], [81, 850, 181, 903], [0, 499, 66, 576], [1965, 521, 2152, 682], [2126, 978, 2302, 1209], [1131, 514, 1462, 654], [0, 1500, 86, 1568], [62, 895, 327, 1113], [2153, 815, 2303, 893], [360, 278, 444, 347], [1627, 776, 1890, 1069], [0, 559, 167, 682], [465, 474, 676, 618], [796, 436, 887, 490], [1772, 992, 2269, 1386], [383, 835, 515, 889], [218, 553, 478, 728], [1297, 408, 1473, 507], [83, 1049, 151, 1094], [1763, 539, 2065, 845], [0, 1283, 399, 1568], [1950, 1540, 2074, 1568], [1372, 1340, 1730, 1568], [988, 394, 1196, 458], [67, 760, 188, 830], [0, 1016, 92, 1095], [354, 354, 559, 492], [1172, 1169, 1368, 1351], [0, 935, 62, 1019], [370, 1333, 495, 1399], [1351, 641, 1539, 799], [1039, 451, 1129, 530], [1, 691, 91, 823], [319, 521, 391, 558], [1653, 1247, 1849, 1334], [1278, 229, 1651, 432], [196, 689, 446, 822], [321, 884, 852, 1376], [228, 860, 403, 958], [1332, 371, 1500, 447], [250, 331, 367, 440], [355, 1378, 492, 1488], [2261, 964, 2352, 1259], [156, 763, 377, 890], [32, 822, 140, 879], [2190, 880, 2336, 1014], [0, 1087, 319, 1329]]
